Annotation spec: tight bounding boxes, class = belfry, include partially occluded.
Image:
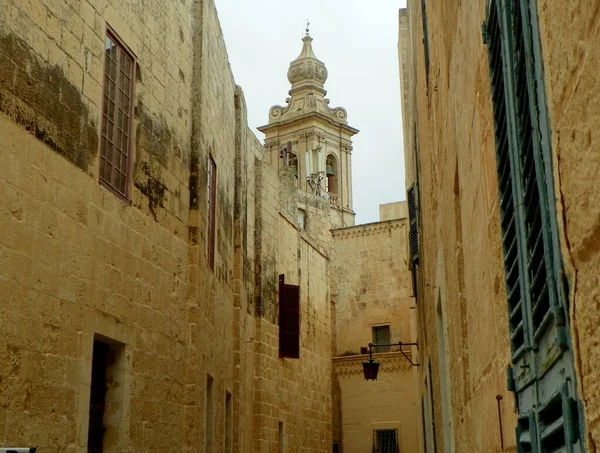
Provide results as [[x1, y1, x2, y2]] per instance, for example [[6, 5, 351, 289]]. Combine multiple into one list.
[[258, 29, 359, 228]]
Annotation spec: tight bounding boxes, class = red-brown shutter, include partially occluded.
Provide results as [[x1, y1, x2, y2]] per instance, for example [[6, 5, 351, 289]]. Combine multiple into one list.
[[278, 274, 300, 359]]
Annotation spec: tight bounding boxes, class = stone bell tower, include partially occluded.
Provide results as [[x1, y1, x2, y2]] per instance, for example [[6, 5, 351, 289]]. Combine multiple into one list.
[[258, 29, 359, 228]]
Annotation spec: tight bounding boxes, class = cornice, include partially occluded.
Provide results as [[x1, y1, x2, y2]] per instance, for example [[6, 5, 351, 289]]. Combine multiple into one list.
[[258, 110, 359, 136], [331, 219, 406, 239], [332, 352, 414, 377]]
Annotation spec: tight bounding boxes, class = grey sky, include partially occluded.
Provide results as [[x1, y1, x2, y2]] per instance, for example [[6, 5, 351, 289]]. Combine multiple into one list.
[[213, 0, 407, 224]]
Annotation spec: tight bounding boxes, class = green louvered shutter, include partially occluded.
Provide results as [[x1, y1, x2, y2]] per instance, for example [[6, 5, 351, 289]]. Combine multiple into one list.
[[485, 1, 584, 451], [407, 184, 419, 265]]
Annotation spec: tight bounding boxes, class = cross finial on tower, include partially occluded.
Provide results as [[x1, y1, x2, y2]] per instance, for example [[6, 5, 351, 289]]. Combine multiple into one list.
[[305, 20, 310, 36]]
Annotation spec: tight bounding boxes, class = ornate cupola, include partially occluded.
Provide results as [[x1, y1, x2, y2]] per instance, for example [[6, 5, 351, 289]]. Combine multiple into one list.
[[287, 33, 328, 94], [258, 28, 359, 228]]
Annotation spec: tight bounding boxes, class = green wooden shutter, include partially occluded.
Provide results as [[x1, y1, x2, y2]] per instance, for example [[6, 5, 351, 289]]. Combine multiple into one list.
[[407, 184, 419, 265], [484, 0, 584, 451]]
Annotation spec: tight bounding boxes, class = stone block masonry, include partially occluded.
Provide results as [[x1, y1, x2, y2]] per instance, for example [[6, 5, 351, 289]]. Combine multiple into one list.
[[0, 1, 335, 453]]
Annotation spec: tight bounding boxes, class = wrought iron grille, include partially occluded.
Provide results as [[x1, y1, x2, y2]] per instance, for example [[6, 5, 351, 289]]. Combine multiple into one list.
[[372, 429, 399, 453]]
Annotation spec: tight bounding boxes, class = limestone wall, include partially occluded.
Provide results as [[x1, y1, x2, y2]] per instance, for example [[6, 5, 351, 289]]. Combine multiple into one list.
[[0, 1, 334, 453], [333, 355, 419, 453], [536, 0, 600, 444], [332, 219, 413, 356], [331, 215, 419, 452], [0, 0, 193, 451], [400, 0, 600, 450]]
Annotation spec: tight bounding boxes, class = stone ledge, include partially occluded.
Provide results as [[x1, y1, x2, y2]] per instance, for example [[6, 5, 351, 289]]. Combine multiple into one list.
[[331, 218, 406, 239], [332, 351, 415, 377]]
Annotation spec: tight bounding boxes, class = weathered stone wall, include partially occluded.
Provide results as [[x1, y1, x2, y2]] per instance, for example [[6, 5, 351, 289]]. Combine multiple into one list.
[[400, 0, 600, 451], [332, 355, 419, 453], [331, 212, 419, 453], [536, 1, 600, 445], [332, 218, 412, 356], [0, 1, 335, 453], [0, 0, 193, 451], [252, 152, 333, 453]]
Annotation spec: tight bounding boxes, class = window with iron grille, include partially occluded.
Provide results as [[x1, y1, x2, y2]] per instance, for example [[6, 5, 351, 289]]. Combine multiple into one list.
[[279, 274, 300, 359], [99, 31, 135, 198], [207, 155, 217, 270], [372, 325, 391, 353], [484, 0, 583, 450], [372, 430, 399, 453]]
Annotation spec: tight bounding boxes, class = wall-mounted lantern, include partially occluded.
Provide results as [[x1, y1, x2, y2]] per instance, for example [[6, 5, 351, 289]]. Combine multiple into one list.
[[362, 342, 420, 381]]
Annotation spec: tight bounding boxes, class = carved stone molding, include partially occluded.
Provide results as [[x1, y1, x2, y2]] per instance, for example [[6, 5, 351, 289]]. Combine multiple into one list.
[[331, 219, 406, 239], [332, 352, 414, 378]]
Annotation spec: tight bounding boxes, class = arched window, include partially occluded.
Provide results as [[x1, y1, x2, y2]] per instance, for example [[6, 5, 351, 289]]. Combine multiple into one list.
[[326, 154, 338, 194], [288, 153, 298, 179]]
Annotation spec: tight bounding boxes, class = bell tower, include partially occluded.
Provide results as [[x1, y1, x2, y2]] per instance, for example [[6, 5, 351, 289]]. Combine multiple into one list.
[[258, 29, 359, 228]]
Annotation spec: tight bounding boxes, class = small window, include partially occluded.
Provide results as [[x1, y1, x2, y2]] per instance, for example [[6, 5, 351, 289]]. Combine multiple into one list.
[[99, 30, 135, 198], [205, 375, 214, 453], [332, 443, 340, 453], [225, 391, 232, 453], [297, 209, 306, 230], [207, 155, 217, 270], [372, 325, 391, 353], [279, 274, 300, 359], [373, 429, 399, 453], [278, 421, 285, 453]]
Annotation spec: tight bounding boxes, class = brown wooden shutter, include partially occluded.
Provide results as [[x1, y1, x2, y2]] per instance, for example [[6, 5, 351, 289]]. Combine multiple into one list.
[[278, 274, 300, 359]]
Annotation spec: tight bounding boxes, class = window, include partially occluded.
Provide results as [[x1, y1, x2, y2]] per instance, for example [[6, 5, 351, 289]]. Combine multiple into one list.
[[225, 391, 232, 453], [88, 338, 126, 453], [373, 430, 399, 453], [278, 422, 285, 453], [207, 155, 217, 270], [289, 152, 298, 179], [372, 325, 390, 353], [407, 184, 419, 266], [278, 274, 300, 359], [325, 154, 338, 195], [485, 0, 583, 450], [88, 341, 109, 453], [205, 375, 214, 453], [100, 31, 135, 198], [297, 209, 306, 230]]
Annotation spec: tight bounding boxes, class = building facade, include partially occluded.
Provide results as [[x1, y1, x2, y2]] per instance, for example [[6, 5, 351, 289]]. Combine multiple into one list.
[[0, 1, 345, 452], [400, 1, 600, 452], [331, 202, 420, 453]]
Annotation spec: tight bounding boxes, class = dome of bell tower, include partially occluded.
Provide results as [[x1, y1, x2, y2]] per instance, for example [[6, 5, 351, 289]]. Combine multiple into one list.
[[286, 32, 328, 92]]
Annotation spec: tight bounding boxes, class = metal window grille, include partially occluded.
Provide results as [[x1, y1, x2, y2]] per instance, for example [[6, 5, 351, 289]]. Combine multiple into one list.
[[372, 325, 390, 353], [207, 155, 217, 270], [373, 430, 399, 453], [99, 32, 134, 198]]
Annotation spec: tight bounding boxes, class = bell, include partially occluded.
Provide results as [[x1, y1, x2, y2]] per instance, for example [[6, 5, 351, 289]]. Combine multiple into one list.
[[326, 164, 335, 176]]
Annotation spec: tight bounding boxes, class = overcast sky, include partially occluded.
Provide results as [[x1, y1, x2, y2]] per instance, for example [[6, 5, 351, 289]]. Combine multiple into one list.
[[213, 0, 407, 224]]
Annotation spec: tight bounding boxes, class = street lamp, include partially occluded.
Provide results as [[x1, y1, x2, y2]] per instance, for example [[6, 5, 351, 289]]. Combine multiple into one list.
[[362, 342, 420, 381]]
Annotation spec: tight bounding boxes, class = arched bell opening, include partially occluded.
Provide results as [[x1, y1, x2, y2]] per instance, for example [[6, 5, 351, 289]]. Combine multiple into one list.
[[325, 154, 338, 195], [288, 152, 298, 179]]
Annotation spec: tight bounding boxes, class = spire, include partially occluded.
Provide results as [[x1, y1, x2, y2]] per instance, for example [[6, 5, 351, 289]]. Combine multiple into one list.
[[287, 26, 328, 92]]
